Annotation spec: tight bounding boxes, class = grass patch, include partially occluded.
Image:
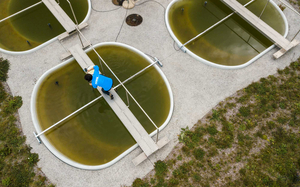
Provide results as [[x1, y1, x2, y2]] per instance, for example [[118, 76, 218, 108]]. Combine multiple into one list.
[[131, 58, 300, 187], [0, 59, 53, 187], [0, 58, 9, 81]]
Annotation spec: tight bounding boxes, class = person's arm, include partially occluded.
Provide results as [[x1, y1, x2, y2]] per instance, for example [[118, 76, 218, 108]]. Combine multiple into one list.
[[86, 66, 94, 73]]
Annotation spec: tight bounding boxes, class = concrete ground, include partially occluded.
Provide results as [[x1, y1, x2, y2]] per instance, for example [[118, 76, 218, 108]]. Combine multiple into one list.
[[1, 0, 300, 186]]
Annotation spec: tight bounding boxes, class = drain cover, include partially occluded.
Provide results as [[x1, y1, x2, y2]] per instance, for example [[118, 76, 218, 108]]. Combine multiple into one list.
[[126, 14, 143, 26], [112, 0, 124, 6]]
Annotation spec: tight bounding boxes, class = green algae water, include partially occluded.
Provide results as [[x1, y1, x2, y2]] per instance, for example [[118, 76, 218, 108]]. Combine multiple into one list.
[[35, 45, 171, 165], [168, 0, 285, 66], [0, 0, 88, 51]]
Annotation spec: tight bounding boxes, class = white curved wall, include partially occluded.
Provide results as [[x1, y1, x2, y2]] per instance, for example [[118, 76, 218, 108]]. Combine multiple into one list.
[[0, 0, 91, 55], [165, 0, 289, 69], [31, 42, 174, 170]]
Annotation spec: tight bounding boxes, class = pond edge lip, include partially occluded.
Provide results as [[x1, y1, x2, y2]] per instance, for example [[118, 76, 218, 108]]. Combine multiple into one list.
[[165, 0, 289, 70], [30, 42, 174, 170], [0, 0, 92, 55]]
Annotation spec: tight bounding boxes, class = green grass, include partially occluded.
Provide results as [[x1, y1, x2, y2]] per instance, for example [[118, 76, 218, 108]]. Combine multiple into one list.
[[131, 58, 300, 186], [0, 58, 9, 81], [0, 58, 54, 187]]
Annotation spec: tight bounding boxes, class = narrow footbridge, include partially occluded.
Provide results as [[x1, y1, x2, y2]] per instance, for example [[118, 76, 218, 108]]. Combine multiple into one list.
[[68, 44, 169, 165], [42, 0, 76, 33], [42, 0, 88, 39], [221, 0, 299, 58]]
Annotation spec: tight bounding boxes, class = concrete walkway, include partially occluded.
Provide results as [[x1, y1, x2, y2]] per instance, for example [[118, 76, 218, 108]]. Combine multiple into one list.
[[1, 0, 300, 186]]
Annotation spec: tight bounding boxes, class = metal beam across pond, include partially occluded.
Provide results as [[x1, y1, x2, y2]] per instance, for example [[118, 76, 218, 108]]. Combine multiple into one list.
[[68, 44, 160, 157], [0, 1, 43, 23], [42, 0, 76, 33], [220, 0, 299, 58]]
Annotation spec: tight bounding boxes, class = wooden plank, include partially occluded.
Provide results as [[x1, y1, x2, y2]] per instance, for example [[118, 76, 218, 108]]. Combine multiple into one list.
[[42, 0, 76, 33], [58, 22, 89, 40], [221, 0, 293, 50], [68, 44, 159, 156], [132, 152, 147, 166], [100, 88, 158, 156], [273, 48, 286, 59], [60, 51, 71, 61], [58, 32, 70, 41], [157, 136, 170, 149], [132, 136, 169, 166]]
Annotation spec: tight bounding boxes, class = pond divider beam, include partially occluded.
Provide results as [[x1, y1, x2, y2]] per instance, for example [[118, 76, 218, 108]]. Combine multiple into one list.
[[179, 0, 255, 52], [33, 95, 103, 144], [258, 0, 269, 19], [33, 57, 162, 144], [220, 0, 299, 59], [68, 43, 169, 166], [0, 1, 43, 23]]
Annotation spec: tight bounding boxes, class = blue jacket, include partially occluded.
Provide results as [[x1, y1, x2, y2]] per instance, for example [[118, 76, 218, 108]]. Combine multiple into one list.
[[91, 65, 113, 91]]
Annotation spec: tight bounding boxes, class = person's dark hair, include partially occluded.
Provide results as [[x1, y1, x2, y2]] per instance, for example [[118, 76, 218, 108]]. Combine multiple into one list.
[[84, 74, 93, 82]]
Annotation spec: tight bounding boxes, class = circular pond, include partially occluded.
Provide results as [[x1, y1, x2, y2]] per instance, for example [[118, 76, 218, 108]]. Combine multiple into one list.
[[31, 42, 174, 170], [166, 0, 288, 69], [0, 0, 91, 54]]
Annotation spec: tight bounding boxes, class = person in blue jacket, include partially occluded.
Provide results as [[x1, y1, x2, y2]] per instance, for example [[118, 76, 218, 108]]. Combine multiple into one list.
[[84, 65, 114, 100]]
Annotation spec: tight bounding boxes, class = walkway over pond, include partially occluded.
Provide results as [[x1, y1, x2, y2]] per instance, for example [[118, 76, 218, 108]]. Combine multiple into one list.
[[69, 44, 169, 166], [42, 0, 76, 33]]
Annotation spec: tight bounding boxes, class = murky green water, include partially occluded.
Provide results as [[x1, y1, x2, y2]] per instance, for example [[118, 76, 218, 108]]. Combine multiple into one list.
[[35, 45, 171, 165], [168, 0, 285, 66], [0, 0, 88, 51]]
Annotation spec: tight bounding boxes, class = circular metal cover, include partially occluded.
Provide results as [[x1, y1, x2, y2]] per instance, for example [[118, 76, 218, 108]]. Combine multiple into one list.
[[126, 14, 143, 26]]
